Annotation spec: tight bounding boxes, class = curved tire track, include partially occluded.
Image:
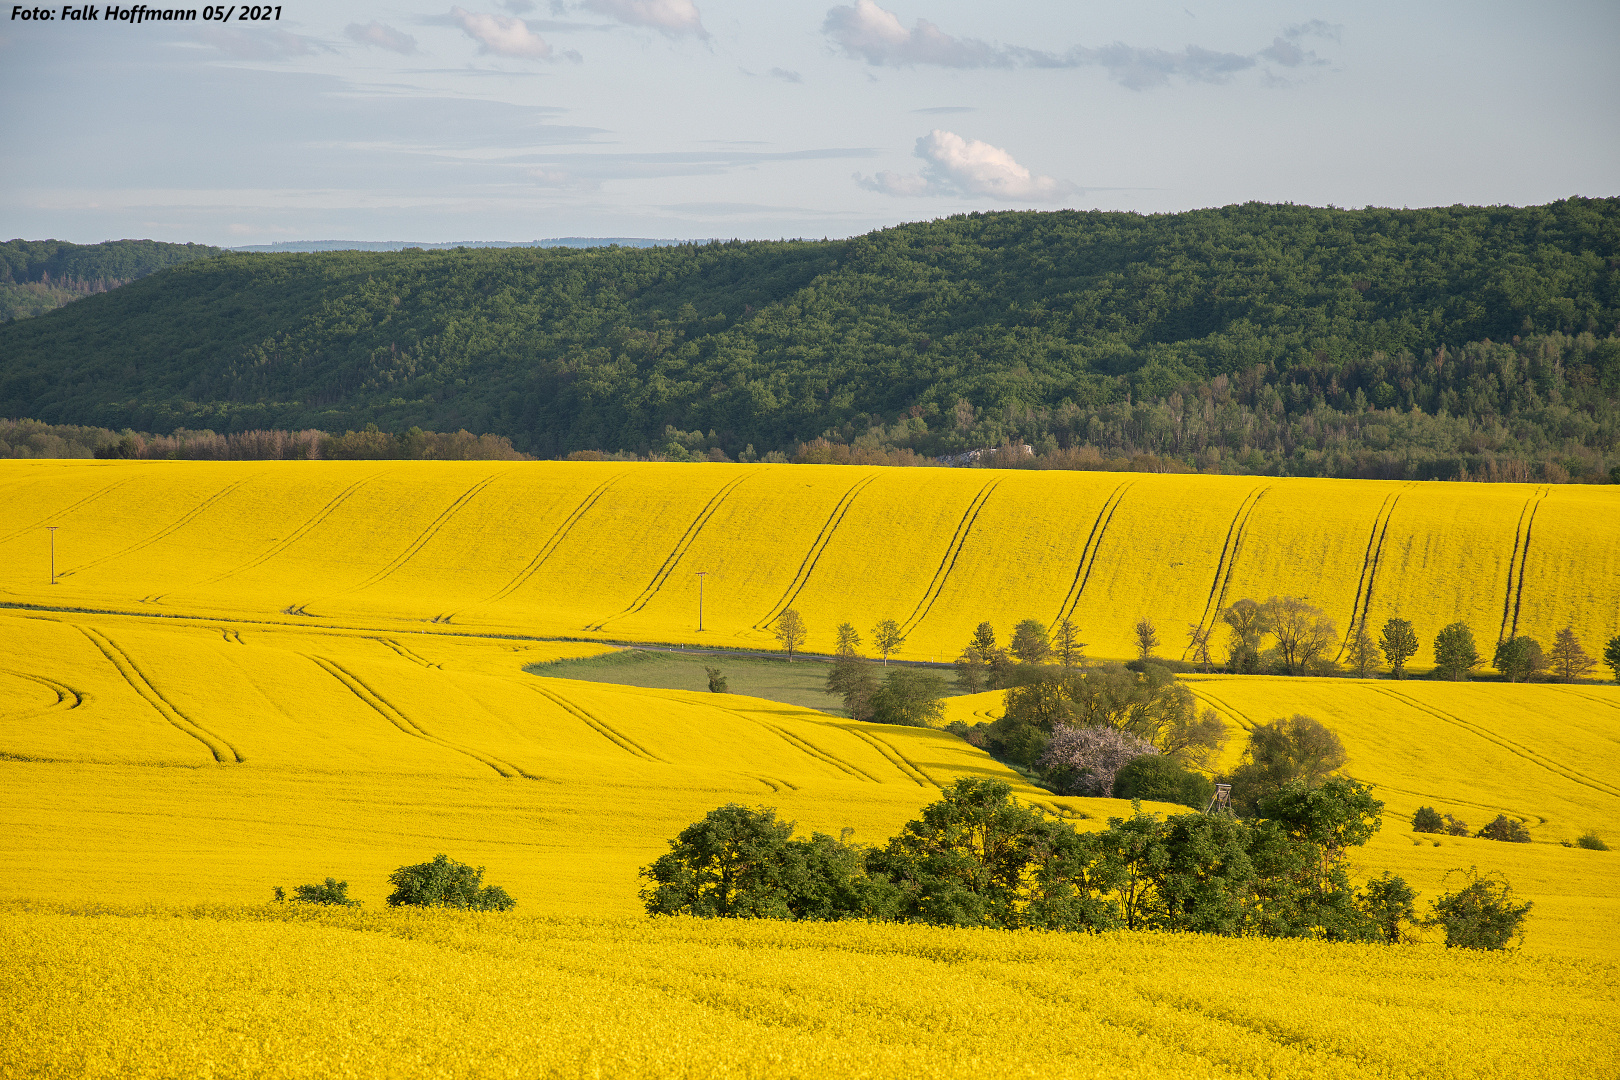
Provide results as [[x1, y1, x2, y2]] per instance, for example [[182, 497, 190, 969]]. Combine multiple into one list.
[[59, 480, 247, 580], [1182, 485, 1270, 661], [1499, 486, 1550, 642], [1335, 488, 1405, 661], [721, 708, 882, 783], [898, 478, 1001, 639], [0, 477, 133, 547], [528, 682, 666, 763], [345, 474, 500, 594], [753, 473, 879, 631], [1051, 480, 1133, 629], [478, 475, 624, 610], [79, 626, 242, 763]]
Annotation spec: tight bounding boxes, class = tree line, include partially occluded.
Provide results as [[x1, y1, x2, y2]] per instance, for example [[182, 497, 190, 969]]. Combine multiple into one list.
[[0, 418, 525, 461], [0, 238, 222, 323], [2, 200, 1615, 479], [642, 777, 1531, 951]]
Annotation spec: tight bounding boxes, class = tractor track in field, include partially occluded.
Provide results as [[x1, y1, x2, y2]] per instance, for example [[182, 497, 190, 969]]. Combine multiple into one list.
[[1542, 685, 1620, 713], [378, 639, 440, 669], [0, 477, 135, 548], [447, 475, 626, 625], [842, 725, 937, 787], [306, 653, 534, 778], [1335, 487, 1407, 661], [753, 473, 880, 632], [527, 682, 666, 763], [587, 472, 754, 632], [898, 478, 1002, 640], [60, 481, 247, 583], [78, 626, 242, 763], [1499, 486, 1551, 643], [218, 628, 246, 646], [741, 773, 799, 793], [1371, 685, 1620, 800], [345, 474, 501, 595], [172, 474, 381, 601], [1183, 684, 1259, 732], [0, 668, 86, 720], [723, 708, 882, 783], [1183, 485, 1271, 661], [1051, 480, 1134, 629], [1372, 782, 1537, 825]]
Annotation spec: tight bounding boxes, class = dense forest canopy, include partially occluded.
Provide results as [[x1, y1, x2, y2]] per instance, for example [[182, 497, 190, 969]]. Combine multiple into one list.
[[1, 201, 1616, 478], [0, 238, 224, 323]]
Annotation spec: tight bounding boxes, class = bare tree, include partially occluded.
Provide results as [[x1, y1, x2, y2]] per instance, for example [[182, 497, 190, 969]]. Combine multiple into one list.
[[1185, 623, 1214, 673], [1053, 617, 1087, 670], [1547, 626, 1596, 682], [1263, 596, 1337, 676], [773, 609, 807, 661], [1345, 620, 1379, 678], [872, 618, 905, 665], [1133, 617, 1159, 663]]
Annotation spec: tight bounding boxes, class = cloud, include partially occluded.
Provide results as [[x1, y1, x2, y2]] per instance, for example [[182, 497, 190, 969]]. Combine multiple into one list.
[[452, 6, 554, 58], [768, 67, 802, 83], [855, 130, 1070, 201], [914, 105, 974, 114], [822, 2, 1334, 90], [583, 0, 707, 38], [345, 22, 418, 55], [823, 0, 1002, 67], [528, 167, 600, 190], [198, 27, 325, 61]]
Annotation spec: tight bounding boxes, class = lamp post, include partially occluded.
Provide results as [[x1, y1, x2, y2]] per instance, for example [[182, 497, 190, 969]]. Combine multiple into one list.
[[695, 570, 707, 632], [47, 526, 58, 585]]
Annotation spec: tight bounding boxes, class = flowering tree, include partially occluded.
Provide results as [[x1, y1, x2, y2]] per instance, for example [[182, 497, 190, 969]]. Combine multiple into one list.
[[1038, 725, 1157, 797]]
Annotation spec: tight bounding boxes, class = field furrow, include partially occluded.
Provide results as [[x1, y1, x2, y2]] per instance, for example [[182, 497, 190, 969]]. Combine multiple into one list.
[[899, 477, 1001, 638], [78, 626, 241, 763], [754, 473, 880, 630], [528, 682, 667, 763]]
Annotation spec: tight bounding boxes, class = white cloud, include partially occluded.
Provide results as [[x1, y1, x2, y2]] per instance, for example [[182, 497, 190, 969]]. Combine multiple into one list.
[[855, 130, 1070, 201], [584, 0, 707, 38], [451, 6, 554, 59], [823, 0, 1000, 67], [822, 2, 1333, 90], [345, 22, 418, 55]]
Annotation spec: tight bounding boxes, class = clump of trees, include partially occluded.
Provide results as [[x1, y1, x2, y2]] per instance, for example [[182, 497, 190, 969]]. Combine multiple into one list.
[[643, 778, 1530, 950], [273, 877, 360, 907], [824, 619, 944, 725], [1212, 597, 1339, 676], [269, 854, 517, 911]]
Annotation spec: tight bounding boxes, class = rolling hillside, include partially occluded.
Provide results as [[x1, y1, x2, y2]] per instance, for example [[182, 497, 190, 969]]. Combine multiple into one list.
[[2, 460, 1615, 662]]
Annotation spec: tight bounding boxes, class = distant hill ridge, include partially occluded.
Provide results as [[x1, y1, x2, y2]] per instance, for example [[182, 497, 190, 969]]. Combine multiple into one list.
[[228, 238, 694, 253], [1, 200, 1616, 479]]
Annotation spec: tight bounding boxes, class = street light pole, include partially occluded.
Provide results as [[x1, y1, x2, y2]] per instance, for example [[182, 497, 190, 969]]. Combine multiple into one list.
[[695, 570, 707, 632], [47, 526, 58, 585]]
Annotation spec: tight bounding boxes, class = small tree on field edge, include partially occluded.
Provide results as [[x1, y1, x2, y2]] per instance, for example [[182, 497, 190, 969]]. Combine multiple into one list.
[[872, 618, 905, 665], [1604, 634, 1620, 682], [387, 854, 516, 911], [274, 877, 360, 906], [834, 621, 862, 656], [1547, 626, 1596, 682], [1133, 617, 1159, 663], [1432, 622, 1481, 681], [773, 609, 807, 661], [1378, 618, 1419, 678], [1345, 621, 1379, 678], [705, 666, 728, 693], [1493, 635, 1546, 682], [1425, 867, 1532, 950], [1053, 617, 1087, 670]]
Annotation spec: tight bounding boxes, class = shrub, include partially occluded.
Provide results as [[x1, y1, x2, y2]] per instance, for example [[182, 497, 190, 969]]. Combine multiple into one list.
[[1039, 725, 1155, 796], [274, 877, 360, 906], [1444, 813, 1470, 836], [868, 668, 948, 727], [1356, 872, 1418, 944], [1476, 814, 1531, 843], [1225, 714, 1347, 815], [1111, 753, 1214, 809], [1426, 868, 1532, 950], [704, 666, 728, 693], [1411, 806, 1444, 833], [386, 854, 516, 911], [1575, 830, 1609, 851]]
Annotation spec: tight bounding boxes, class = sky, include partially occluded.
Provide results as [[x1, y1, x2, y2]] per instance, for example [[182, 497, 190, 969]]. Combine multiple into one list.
[[2, 0, 1616, 246]]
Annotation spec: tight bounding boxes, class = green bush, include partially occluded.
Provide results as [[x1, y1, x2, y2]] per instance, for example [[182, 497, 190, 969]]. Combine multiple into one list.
[[1111, 754, 1214, 809], [1476, 815, 1531, 843], [1575, 830, 1609, 851], [1411, 806, 1444, 833], [1426, 868, 1532, 950], [386, 854, 516, 911], [274, 877, 360, 906]]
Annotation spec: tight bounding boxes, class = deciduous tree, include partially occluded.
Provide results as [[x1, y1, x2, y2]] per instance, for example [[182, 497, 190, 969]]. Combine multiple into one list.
[[834, 621, 862, 656], [1433, 622, 1482, 680], [1379, 617, 1419, 678], [1133, 617, 1159, 663], [1547, 626, 1596, 681], [387, 854, 515, 911], [1262, 596, 1337, 676], [1492, 635, 1546, 682], [1345, 621, 1379, 678], [1226, 714, 1347, 815], [773, 609, 807, 661], [1010, 619, 1051, 664], [872, 618, 906, 665], [1221, 600, 1271, 673], [1053, 617, 1087, 669], [869, 668, 948, 727], [1604, 634, 1620, 682]]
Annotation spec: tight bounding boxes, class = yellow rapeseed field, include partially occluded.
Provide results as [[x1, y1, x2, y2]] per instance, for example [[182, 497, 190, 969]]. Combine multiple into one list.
[[2, 459, 1618, 1076], [2, 459, 1615, 661], [3, 903, 1613, 1080]]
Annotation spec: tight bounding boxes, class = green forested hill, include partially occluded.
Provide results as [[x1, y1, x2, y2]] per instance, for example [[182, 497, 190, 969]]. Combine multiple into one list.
[[0, 238, 224, 322], [1, 201, 1617, 472]]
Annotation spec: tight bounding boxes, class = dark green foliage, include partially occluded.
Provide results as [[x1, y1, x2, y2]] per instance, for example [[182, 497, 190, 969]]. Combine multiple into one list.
[[825, 653, 879, 721], [1112, 753, 1215, 809], [1476, 814, 1532, 843], [1225, 715, 1348, 815], [1221, 600, 1270, 674], [1444, 814, 1471, 837], [1426, 868, 1533, 950], [1575, 830, 1609, 850], [868, 668, 947, 727], [1411, 806, 1445, 833], [0, 238, 222, 322], [1009, 619, 1050, 664], [386, 853, 516, 911], [1604, 635, 1620, 681], [1379, 618, 1420, 679], [640, 804, 890, 920], [274, 877, 360, 906], [3, 202, 1618, 482], [1357, 872, 1418, 944], [1493, 635, 1547, 682], [704, 666, 728, 693], [1433, 622, 1482, 680]]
